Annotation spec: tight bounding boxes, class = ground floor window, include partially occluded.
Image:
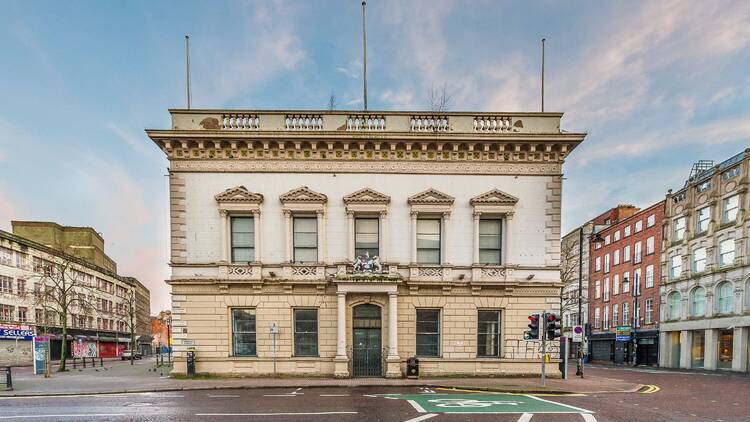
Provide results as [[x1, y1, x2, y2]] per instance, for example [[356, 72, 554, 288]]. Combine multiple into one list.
[[416, 309, 440, 357], [232, 308, 256, 356], [691, 330, 704, 368], [294, 309, 318, 357], [477, 310, 501, 357], [717, 329, 733, 369]]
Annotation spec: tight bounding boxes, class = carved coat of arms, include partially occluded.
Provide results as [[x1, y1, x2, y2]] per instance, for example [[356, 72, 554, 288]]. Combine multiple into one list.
[[353, 252, 382, 274]]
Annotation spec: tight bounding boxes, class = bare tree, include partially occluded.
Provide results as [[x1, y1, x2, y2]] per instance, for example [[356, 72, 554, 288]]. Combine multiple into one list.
[[559, 235, 583, 331], [427, 82, 453, 113], [32, 258, 97, 372], [115, 289, 138, 365], [327, 93, 338, 111]]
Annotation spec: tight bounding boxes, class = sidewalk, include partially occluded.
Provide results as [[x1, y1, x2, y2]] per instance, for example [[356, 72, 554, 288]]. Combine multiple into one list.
[[0, 357, 642, 397]]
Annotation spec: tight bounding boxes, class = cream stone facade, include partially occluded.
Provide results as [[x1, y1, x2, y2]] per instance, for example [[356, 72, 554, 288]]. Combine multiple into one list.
[[147, 110, 584, 377]]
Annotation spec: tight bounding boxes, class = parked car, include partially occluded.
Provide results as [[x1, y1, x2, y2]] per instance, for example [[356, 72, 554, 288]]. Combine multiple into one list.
[[121, 349, 143, 360]]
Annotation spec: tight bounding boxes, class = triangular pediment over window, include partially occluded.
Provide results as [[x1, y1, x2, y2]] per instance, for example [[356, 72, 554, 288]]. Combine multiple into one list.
[[279, 186, 328, 204], [343, 188, 391, 204], [408, 188, 455, 205], [214, 186, 264, 203], [470, 189, 519, 205]]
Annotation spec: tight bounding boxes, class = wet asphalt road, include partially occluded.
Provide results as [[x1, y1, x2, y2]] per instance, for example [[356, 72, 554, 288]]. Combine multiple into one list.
[[0, 366, 748, 421]]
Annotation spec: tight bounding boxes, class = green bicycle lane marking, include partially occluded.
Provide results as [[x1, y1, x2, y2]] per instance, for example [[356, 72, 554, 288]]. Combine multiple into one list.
[[386, 393, 593, 414]]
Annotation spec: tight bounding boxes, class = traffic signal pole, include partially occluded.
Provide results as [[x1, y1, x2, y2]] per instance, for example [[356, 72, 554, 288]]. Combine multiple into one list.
[[540, 311, 546, 387]]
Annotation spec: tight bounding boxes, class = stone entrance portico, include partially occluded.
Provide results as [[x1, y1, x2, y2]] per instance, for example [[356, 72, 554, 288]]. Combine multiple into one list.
[[334, 274, 402, 378]]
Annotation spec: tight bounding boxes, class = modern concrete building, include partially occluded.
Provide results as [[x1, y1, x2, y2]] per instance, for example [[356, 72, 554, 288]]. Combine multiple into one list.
[[659, 149, 750, 372], [147, 109, 585, 377], [0, 223, 150, 365], [588, 201, 665, 365]]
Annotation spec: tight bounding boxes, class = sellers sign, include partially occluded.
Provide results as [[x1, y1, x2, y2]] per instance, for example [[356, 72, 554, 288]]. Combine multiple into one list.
[[0, 323, 34, 340]]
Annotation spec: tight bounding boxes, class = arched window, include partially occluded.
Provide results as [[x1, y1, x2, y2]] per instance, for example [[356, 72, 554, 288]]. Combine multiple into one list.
[[716, 282, 733, 314], [668, 291, 681, 321], [690, 287, 706, 317]]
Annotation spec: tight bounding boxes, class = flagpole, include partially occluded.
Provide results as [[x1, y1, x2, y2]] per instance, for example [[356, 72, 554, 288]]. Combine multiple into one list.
[[362, 1, 368, 111], [541, 38, 545, 112], [185, 35, 192, 109]]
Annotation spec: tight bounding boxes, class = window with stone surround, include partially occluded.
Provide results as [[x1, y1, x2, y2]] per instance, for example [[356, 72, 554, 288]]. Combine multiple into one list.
[[716, 282, 733, 314], [723, 195, 739, 223], [693, 247, 706, 273], [416, 309, 441, 357], [417, 219, 441, 264], [354, 218, 379, 258], [696, 207, 710, 233], [478, 219, 502, 265], [294, 309, 318, 357], [719, 239, 734, 267], [231, 217, 255, 263], [0, 304, 13, 321], [17, 307, 27, 323], [670, 255, 682, 279], [691, 287, 706, 317], [667, 291, 681, 320], [722, 166, 741, 181], [477, 310, 501, 358], [0, 246, 11, 266], [0, 276, 12, 294], [673, 217, 686, 241], [232, 308, 257, 356], [293, 217, 318, 263]]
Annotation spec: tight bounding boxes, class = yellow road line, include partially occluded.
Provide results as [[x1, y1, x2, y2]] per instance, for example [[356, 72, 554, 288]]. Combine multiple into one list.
[[639, 385, 660, 394]]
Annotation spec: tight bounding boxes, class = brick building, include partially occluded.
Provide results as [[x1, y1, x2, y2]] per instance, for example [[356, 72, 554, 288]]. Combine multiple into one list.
[[588, 201, 665, 365]]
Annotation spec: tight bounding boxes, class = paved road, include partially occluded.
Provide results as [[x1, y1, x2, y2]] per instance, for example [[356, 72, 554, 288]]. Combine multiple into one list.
[[0, 365, 747, 421]]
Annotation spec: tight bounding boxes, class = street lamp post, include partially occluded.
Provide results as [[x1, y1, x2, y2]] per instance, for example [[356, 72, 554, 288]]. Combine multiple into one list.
[[576, 228, 603, 378], [632, 272, 640, 366], [166, 315, 172, 365]]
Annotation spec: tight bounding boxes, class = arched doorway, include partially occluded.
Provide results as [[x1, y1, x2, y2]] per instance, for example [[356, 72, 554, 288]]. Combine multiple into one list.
[[352, 304, 382, 377]]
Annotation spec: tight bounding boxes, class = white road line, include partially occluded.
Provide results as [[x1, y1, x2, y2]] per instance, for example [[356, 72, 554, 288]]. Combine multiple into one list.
[[581, 414, 598, 422], [525, 395, 593, 413], [517, 413, 534, 422], [196, 412, 358, 416], [263, 394, 297, 397], [207, 394, 240, 398], [320, 394, 350, 397], [403, 414, 438, 422], [407, 399, 427, 413], [0, 414, 126, 420]]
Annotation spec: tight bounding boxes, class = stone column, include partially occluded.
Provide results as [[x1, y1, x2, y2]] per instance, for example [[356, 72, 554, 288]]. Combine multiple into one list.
[[283, 210, 292, 262], [473, 212, 481, 264], [334, 292, 349, 378], [219, 209, 229, 263], [317, 210, 326, 263], [732, 327, 748, 372], [504, 212, 514, 265], [410, 211, 418, 264], [379, 211, 388, 263], [704, 329, 718, 370], [658, 331, 670, 367], [442, 211, 451, 264], [386, 291, 401, 378], [252, 209, 261, 262], [346, 211, 355, 261], [679, 330, 691, 369]]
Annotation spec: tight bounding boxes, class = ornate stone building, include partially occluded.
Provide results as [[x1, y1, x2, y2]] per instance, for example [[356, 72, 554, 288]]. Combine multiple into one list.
[[147, 110, 584, 377], [659, 149, 750, 372]]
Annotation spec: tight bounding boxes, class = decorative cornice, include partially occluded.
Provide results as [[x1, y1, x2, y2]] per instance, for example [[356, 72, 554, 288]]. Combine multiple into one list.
[[408, 188, 455, 205], [470, 189, 519, 205], [279, 186, 328, 204], [214, 186, 264, 203], [343, 187, 391, 204]]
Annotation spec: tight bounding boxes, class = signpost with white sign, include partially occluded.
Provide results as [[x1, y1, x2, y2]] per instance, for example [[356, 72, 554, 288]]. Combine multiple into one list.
[[571, 325, 584, 343]]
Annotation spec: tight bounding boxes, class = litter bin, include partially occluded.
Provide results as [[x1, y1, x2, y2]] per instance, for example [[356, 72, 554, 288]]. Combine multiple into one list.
[[406, 357, 419, 379], [187, 348, 196, 378]]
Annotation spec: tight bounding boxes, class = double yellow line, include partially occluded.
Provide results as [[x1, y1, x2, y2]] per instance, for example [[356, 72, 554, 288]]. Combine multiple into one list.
[[639, 385, 660, 394]]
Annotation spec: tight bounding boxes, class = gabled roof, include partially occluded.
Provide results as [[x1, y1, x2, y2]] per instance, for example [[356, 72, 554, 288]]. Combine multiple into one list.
[[408, 188, 455, 205], [279, 186, 328, 203], [214, 186, 264, 203], [343, 187, 391, 204], [470, 189, 519, 206]]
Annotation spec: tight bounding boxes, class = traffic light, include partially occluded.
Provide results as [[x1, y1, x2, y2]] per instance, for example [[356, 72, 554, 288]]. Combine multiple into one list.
[[545, 313, 562, 340], [524, 313, 540, 340]]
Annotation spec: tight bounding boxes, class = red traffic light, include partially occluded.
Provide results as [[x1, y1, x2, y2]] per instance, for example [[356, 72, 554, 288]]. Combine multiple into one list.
[[546, 313, 560, 322]]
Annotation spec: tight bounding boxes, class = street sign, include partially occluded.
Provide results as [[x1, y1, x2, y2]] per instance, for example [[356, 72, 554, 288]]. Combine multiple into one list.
[[615, 325, 632, 342], [572, 325, 583, 343]]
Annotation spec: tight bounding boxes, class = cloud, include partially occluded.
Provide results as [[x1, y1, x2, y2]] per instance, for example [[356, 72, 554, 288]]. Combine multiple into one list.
[[380, 89, 415, 110], [105, 122, 151, 155]]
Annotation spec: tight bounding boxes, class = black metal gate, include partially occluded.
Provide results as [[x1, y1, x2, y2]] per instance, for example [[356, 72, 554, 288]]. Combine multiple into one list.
[[352, 304, 382, 377]]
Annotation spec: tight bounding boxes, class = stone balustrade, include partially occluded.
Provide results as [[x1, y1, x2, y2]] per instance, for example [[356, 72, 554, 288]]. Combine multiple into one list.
[[169, 110, 564, 134]]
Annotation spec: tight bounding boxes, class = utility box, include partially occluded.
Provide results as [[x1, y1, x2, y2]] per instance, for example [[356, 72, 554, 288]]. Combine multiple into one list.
[[406, 357, 419, 379], [186, 348, 196, 378]]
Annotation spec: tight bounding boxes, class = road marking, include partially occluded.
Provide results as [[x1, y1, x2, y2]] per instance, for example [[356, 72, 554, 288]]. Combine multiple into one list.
[[525, 395, 593, 413], [434, 387, 585, 397], [581, 414, 598, 422], [408, 399, 427, 413], [517, 413, 534, 422], [403, 414, 438, 422], [0, 414, 126, 419], [638, 385, 660, 394], [320, 394, 350, 397], [208, 394, 240, 398], [263, 394, 298, 397], [196, 412, 358, 416]]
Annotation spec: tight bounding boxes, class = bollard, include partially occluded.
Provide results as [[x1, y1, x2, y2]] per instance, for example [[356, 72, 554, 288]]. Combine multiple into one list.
[[100, 357, 103, 367], [73, 358, 77, 370], [83, 357, 87, 369], [4, 367, 12, 391]]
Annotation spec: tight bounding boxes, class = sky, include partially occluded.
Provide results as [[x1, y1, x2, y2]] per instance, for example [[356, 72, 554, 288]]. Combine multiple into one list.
[[1, 0, 749, 314]]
